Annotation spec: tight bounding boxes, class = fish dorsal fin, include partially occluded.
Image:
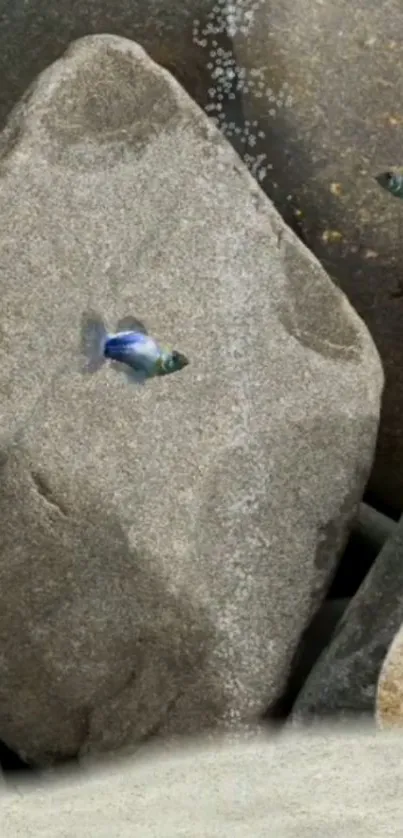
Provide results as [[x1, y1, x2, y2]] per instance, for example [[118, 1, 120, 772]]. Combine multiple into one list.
[[116, 316, 148, 334]]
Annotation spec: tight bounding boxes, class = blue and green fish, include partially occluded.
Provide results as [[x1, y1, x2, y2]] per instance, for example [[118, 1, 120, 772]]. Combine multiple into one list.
[[80, 311, 189, 386], [375, 170, 403, 199]]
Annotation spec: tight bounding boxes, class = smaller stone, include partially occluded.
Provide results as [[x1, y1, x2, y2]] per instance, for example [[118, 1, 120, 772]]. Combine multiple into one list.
[[330, 182, 343, 197], [321, 229, 343, 244], [376, 622, 403, 728]]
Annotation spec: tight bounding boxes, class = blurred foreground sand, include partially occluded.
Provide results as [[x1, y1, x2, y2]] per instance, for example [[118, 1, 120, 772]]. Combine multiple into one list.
[[0, 721, 402, 836]]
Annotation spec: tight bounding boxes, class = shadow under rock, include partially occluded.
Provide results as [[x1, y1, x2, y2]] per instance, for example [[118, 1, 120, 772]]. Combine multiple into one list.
[[0, 739, 31, 773]]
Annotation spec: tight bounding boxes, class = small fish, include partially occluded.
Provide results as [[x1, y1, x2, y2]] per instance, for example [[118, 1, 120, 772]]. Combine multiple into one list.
[[375, 170, 403, 199], [80, 311, 189, 386]]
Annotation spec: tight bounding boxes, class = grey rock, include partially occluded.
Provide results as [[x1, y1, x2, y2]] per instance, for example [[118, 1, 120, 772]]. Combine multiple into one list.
[[1, 725, 403, 836], [292, 514, 403, 721], [328, 503, 397, 600], [230, 0, 403, 510], [0, 34, 382, 764], [354, 502, 397, 555]]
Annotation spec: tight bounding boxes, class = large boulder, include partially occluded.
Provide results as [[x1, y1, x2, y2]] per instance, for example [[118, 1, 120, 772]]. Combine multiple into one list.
[[0, 34, 382, 765], [229, 0, 403, 511]]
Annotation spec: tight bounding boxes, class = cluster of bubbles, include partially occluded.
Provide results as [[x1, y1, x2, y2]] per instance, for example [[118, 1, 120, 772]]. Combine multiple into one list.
[[191, 0, 293, 184]]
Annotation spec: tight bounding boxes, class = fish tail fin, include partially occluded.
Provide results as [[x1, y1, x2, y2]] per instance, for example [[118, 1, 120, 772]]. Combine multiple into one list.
[[80, 311, 109, 374]]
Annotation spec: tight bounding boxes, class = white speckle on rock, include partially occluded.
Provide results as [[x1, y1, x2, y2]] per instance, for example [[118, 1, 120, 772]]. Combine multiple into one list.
[[190, 0, 289, 185], [211, 66, 224, 79]]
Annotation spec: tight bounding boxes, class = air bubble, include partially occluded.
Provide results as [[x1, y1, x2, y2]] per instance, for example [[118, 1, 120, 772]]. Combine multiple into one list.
[[191, 1, 272, 192]]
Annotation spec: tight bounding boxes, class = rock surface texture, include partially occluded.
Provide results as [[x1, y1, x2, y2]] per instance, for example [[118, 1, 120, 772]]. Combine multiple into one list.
[[230, 0, 403, 510], [0, 34, 383, 765]]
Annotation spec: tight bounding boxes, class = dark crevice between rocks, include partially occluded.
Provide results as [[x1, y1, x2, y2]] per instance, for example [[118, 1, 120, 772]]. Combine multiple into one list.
[[267, 599, 350, 722], [0, 740, 31, 773], [362, 488, 401, 522], [264, 501, 399, 723]]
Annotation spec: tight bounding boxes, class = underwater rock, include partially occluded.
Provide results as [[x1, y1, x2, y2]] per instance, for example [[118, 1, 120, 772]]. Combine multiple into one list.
[[0, 34, 382, 764]]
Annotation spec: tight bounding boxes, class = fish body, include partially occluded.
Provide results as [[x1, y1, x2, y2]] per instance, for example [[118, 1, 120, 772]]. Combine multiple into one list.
[[80, 312, 189, 385], [375, 170, 403, 199]]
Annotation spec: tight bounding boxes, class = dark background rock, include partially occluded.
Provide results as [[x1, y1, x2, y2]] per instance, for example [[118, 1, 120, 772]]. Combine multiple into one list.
[[230, 0, 403, 514], [0, 0, 229, 130]]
